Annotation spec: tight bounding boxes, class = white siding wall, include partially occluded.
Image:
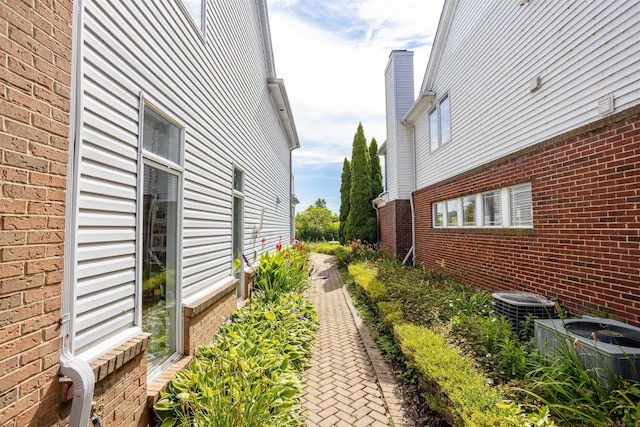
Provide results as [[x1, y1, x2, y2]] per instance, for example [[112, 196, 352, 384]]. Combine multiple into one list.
[[384, 51, 415, 201], [384, 59, 397, 200], [73, 0, 293, 359], [416, 0, 640, 190]]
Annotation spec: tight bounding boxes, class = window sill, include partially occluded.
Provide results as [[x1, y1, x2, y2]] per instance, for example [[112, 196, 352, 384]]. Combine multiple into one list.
[[183, 278, 238, 318], [90, 333, 151, 382], [431, 227, 534, 237], [147, 355, 194, 407]]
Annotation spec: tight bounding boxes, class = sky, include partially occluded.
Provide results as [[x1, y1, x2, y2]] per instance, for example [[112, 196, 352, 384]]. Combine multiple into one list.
[[266, 0, 446, 215]]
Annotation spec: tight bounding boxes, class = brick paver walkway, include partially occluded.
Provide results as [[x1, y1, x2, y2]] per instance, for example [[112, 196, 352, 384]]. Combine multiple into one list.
[[301, 253, 414, 427]]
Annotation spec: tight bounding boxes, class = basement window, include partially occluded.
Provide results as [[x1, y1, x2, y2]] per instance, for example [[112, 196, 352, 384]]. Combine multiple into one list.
[[433, 183, 532, 229]]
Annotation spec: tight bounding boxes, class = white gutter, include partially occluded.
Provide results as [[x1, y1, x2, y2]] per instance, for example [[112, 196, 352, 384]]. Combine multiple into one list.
[[60, 1, 95, 425]]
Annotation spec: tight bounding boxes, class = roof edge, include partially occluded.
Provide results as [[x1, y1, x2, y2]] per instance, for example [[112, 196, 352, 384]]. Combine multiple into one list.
[[267, 78, 300, 150]]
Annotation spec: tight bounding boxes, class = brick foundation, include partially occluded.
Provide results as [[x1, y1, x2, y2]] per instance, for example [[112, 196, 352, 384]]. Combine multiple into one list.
[[88, 334, 151, 427], [0, 1, 72, 426], [413, 105, 640, 325], [183, 279, 238, 355], [378, 199, 413, 259]]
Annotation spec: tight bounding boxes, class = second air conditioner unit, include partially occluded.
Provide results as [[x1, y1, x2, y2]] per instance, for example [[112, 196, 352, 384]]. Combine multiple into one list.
[[535, 318, 640, 383]]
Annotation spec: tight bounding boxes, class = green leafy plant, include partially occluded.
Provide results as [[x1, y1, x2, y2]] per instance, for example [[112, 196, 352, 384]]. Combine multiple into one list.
[[348, 262, 386, 302], [253, 247, 310, 302], [155, 292, 318, 427]]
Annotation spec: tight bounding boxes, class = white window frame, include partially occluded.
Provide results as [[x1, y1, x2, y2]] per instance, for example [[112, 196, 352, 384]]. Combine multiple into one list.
[[429, 93, 451, 152], [137, 94, 185, 382], [432, 183, 533, 229], [179, 0, 206, 37], [232, 163, 246, 300], [446, 199, 460, 227]]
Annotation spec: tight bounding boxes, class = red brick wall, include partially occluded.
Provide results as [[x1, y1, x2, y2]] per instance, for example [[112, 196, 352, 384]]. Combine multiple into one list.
[[0, 1, 73, 426], [378, 199, 412, 259], [413, 105, 640, 325]]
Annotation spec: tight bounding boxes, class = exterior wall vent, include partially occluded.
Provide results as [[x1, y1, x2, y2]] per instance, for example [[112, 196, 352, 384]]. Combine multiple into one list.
[[598, 94, 615, 116], [535, 318, 640, 384], [492, 291, 557, 337]]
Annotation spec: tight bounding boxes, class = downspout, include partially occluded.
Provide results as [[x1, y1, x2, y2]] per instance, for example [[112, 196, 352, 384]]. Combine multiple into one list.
[[401, 118, 418, 266], [60, 1, 95, 426]]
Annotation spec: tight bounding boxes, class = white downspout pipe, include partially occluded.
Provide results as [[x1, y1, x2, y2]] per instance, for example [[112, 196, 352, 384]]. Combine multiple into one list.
[[60, 1, 95, 425], [401, 118, 418, 266]]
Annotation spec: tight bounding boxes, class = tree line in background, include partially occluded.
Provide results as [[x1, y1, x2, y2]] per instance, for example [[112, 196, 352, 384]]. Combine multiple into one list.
[[295, 198, 339, 242], [294, 123, 382, 243]]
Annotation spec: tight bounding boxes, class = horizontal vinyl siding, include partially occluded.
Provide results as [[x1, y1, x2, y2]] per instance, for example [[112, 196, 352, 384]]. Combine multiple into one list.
[[384, 61, 398, 200], [74, 0, 293, 358], [414, 114, 430, 189], [417, 0, 640, 190], [394, 56, 415, 199]]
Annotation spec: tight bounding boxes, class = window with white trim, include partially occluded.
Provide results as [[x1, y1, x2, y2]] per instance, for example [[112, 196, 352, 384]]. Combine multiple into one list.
[[510, 183, 533, 227], [140, 103, 184, 376], [446, 199, 459, 227], [462, 196, 476, 226], [232, 166, 245, 299], [433, 202, 444, 227], [181, 0, 205, 33], [433, 183, 532, 228], [482, 191, 502, 226], [429, 94, 451, 151]]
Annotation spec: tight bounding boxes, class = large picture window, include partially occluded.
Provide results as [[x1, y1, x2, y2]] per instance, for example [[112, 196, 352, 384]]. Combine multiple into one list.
[[140, 103, 183, 375]]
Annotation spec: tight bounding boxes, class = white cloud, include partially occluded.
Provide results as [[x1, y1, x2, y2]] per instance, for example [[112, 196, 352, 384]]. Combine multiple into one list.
[[267, 0, 445, 212]]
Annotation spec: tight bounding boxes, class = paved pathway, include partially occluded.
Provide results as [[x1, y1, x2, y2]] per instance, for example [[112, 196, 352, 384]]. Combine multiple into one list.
[[301, 253, 414, 427]]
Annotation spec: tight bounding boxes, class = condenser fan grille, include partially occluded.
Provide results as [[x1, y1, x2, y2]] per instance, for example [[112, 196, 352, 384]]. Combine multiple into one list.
[[492, 291, 557, 337], [565, 321, 640, 348]]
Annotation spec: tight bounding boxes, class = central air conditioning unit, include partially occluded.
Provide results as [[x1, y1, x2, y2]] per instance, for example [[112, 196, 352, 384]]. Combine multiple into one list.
[[535, 318, 640, 382], [492, 291, 557, 337]]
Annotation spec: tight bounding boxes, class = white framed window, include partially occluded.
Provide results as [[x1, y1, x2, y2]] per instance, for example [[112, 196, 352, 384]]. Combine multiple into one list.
[[446, 199, 459, 227], [509, 183, 533, 227], [181, 0, 206, 34], [462, 195, 476, 226], [232, 165, 246, 299], [433, 202, 444, 227], [432, 183, 533, 229], [429, 94, 451, 151], [482, 190, 502, 227], [138, 99, 184, 380]]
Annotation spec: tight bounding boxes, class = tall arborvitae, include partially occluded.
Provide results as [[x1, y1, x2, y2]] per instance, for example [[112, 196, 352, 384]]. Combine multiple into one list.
[[369, 138, 383, 201], [338, 158, 351, 244], [369, 137, 383, 243], [346, 123, 377, 243]]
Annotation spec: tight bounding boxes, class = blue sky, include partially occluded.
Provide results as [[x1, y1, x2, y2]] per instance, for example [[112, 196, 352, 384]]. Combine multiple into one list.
[[267, 0, 445, 215]]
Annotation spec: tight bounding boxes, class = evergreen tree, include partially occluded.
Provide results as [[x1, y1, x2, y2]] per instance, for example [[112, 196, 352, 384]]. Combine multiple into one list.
[[369, 137, 383, 243], [346, 123, 376, 243], [338, 158, 351, 244], [314, 198, 327, 209], [369, 138, 383, 201]]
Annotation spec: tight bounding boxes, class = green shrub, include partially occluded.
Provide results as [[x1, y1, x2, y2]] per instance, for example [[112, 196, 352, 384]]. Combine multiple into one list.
[[377, 301, 403, 329], [155, 292, 317, 427], [395, 323, 507, 426], [254, 247, 309, 301], [307, 242, 343, 255], [348, 262, 386, 302]]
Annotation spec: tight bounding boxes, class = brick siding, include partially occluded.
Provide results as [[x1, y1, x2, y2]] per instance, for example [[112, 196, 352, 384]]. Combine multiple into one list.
[[378, 199, 413, 260], [183, 280, 238, 355], [413, 105, 640, 325], [0, 1, 73, 426]]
